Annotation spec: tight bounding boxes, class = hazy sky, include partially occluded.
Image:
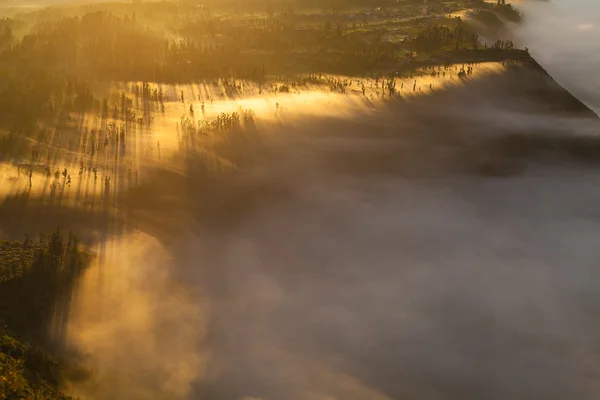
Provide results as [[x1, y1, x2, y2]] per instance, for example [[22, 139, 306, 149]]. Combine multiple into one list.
[[517, 0, 600, 112]]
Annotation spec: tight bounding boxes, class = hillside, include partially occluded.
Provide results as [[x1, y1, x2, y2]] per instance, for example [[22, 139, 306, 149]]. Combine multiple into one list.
[[0, 0, 598, 399]]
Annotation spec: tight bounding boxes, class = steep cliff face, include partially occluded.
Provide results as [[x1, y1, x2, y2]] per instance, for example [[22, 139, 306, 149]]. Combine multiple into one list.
[[517, 57, 598, 118]]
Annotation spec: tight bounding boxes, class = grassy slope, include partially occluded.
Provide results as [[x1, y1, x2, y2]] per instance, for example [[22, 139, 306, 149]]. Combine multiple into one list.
[[0, 236, 90, 400]]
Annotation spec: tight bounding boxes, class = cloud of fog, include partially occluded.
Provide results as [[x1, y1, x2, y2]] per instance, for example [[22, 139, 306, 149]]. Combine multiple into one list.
[[65, 232, 207, 400], [178, 166, 600, 400], [67, 169, 600, 399], [63, 61, 600, 400]]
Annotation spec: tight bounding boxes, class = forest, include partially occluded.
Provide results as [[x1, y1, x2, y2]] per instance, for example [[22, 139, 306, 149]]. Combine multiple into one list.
[[0, 0, 527, 134]]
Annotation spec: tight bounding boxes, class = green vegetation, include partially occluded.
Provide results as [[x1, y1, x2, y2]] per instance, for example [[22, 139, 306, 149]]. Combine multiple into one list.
[[0, 231, 91, 400], [0, 335, 72, 400]]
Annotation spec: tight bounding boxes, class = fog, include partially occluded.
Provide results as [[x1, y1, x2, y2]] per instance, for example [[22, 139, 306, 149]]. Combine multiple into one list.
[[59, 64, 600, 400]]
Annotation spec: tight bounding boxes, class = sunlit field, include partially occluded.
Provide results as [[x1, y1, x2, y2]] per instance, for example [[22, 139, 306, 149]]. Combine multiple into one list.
[[0, 61, 512, 214]]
